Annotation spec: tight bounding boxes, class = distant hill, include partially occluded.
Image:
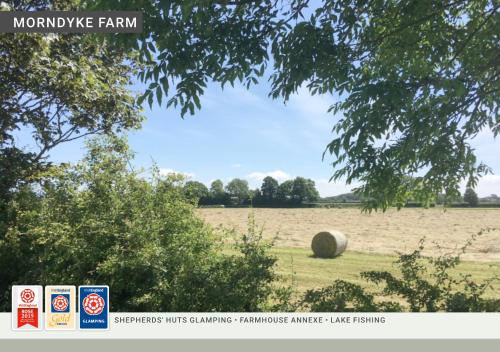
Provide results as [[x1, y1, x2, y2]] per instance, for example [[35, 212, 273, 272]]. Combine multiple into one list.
[[319, 192, 362, 203], [317, 193, 500, 206], [480, 194, 499, 202]]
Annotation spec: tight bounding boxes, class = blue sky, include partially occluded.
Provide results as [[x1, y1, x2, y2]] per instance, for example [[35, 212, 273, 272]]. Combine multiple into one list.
[[20, 80, 500, 197]]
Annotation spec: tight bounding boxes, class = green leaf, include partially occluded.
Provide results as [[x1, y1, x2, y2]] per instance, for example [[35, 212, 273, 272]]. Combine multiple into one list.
[[156, 86, 163, 106]]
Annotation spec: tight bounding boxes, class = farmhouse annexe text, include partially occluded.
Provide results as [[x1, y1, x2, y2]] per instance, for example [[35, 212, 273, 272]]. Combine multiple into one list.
[[13, 15, 137, 29]]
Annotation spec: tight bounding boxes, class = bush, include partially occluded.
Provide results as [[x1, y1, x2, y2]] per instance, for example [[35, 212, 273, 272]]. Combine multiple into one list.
[[302, 280, 402, 312], [302, 230, 500, 312], [0, 136, 278, 312]]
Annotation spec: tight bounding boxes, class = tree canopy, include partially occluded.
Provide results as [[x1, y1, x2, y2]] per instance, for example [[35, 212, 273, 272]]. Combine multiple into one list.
[[0, 0, 142, 208], [87, 0, 498, 210], [188, 176, 321, 207], [463, 187, 479, 206], [278, 180, 295, 203], [291, 177, 320, 203], [225, 178, 250, 204], [261, 176, 280, 204], [184, 180, 210, 202], [3, 0, 498, 210]]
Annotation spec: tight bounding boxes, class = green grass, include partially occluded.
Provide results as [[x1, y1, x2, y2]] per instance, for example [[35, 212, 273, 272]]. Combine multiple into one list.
[[270, 247, 500, 299]]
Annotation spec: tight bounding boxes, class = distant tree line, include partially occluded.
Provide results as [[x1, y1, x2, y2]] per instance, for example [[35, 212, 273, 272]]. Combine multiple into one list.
[[184, 177, 499, 208], [183, 176, 319, 207], [320, 189, 500, 208]]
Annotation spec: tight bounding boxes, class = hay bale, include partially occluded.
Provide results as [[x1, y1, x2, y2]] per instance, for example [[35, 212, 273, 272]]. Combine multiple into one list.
[[311, 230, 348, 258]]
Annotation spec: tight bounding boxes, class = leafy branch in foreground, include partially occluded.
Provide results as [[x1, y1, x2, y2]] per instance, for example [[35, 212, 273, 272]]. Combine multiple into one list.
[[87, 0, 499, 210]]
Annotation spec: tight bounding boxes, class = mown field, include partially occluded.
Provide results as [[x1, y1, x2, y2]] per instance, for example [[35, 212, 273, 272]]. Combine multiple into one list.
[[201, 208, 500, 298], [271, 248, 500, 299], [199, 208, 500, 262]]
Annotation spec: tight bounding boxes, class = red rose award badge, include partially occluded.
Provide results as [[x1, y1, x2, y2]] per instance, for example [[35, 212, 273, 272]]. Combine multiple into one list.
[[12, 285, 43, 330]]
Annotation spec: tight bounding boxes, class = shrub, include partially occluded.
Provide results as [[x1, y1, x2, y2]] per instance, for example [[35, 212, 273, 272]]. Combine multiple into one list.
[[302, 280, 402, 312], [302, 229, 500, 312], [0, 136, 278, 312]]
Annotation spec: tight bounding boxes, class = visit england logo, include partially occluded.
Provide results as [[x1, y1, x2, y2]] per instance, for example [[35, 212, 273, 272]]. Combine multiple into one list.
[[82, 293, 105, 315], [79, 285, 109, 329], [20, 289, 35, 303], [12, 285, 43, 330], [45, 286, 76, 330], [52, 295, 69, 312]]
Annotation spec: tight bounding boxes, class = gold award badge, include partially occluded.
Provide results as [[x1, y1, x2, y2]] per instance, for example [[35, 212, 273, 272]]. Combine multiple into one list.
[[45, 285, 76, 330]]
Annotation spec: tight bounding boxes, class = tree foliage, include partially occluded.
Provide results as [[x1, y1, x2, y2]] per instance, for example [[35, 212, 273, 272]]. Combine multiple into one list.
[[210, 179, 225, 196], [192, 176, 321, 207], [87, 0, 499, 210], [277, 179, 295, 203], [464, 187, 479, 207], [183, 180, 209, 203], [0, 0, 142, 228], [291, 177, 320, 203], [208, 179, 228, 205], [225, 178, 250, 205], [260, 176, 280, 204]]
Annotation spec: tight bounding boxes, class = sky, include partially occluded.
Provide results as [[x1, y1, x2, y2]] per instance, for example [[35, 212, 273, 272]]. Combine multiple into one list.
[[20, 79, 500, 197]]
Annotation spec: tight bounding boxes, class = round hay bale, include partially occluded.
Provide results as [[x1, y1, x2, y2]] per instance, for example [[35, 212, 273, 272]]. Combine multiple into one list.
[[311, 230, 348, 258]]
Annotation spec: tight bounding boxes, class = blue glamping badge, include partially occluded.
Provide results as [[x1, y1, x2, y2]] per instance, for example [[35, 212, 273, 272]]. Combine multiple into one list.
[[79, 285, 109, 329]]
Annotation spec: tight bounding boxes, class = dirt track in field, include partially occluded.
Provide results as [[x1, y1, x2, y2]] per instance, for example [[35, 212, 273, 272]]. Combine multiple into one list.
[[198, 208, 500, 262]]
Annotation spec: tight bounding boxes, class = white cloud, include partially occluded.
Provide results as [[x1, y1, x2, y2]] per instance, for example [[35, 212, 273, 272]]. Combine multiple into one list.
[[314, 178, 359, 197], [159, 168, 195, 179], [461, 174, 500, 197], [247, 170, 292, 183]]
